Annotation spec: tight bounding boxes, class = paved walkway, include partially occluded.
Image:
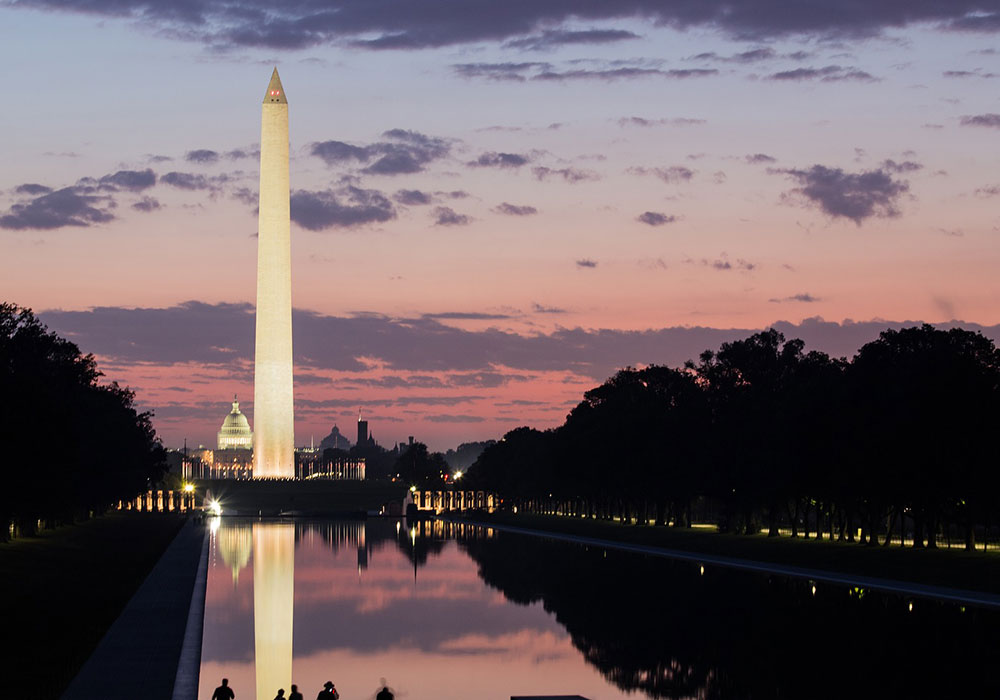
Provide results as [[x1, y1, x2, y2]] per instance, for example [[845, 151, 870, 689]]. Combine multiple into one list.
[[61, 518, 209, 700], [452, 519, 1000, 609]]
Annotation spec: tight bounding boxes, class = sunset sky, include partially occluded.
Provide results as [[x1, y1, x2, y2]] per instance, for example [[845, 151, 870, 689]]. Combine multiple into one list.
[[2, 1, 999, 450]]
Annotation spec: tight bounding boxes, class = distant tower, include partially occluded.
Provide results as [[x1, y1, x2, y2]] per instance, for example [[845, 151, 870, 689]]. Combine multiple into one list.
[[357, 408, 369, 449], [253, 67, 295, 478]]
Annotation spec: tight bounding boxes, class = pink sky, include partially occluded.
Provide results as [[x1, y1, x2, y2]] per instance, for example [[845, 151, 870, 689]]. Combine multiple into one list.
[[1, 4, 999, 449]]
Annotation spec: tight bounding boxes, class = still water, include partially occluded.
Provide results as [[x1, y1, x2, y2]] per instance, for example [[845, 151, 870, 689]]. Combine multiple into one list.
[[198, 518, 1000, 700]]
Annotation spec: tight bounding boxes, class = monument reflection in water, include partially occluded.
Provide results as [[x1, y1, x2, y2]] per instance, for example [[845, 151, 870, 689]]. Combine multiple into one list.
[[252, 523, 294, 700], [201, 518, 1000, 700]]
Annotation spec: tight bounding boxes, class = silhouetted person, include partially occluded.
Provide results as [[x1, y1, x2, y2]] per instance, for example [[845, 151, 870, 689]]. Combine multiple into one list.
[[212, 678, 235, 700], [376, 686, 394, 700], [273, 690, 285, 700], [289, 684, 303, 700], [317, 681, 339, 700]]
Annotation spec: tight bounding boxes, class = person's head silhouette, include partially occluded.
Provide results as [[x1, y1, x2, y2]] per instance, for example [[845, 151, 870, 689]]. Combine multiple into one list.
[[221, 679, 229, 687]]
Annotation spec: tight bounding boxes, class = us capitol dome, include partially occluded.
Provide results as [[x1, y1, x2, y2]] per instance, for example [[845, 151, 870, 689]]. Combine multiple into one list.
[[217, 395, 253, 450]]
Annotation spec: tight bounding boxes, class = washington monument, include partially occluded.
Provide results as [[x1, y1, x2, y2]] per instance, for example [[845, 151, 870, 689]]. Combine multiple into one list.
[[253, 68, 294, 478]]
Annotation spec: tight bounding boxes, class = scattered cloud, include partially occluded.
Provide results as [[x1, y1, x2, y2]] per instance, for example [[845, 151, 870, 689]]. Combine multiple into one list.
[[532, 166, 599, 183], [775, 164, 910, 224], [700, 254, 756, 272], [628, 165, 695, 183], [493, 202, 537, 216], [423, 311, 512, 320], [689, 48, 781, 63], [960, 113, 1000, 128], [394, 189, 433, 206], [290, 186, 396, 230], [454, 61, 716, 83], [535, 67, 718, 81], [942, 69, 998, 78], [432, 206, 472, 226], [224, 146, 260, 160], [746, 153, 777, 164], [576, 259, 598, 268], [425, 414, 486, 423], [42, 303, 1000, 389], [452, 62, 551, 82], [766, 65, 878, 82], [532, 303, 567, 314], [938, 227, 964, 237], [98, 169, 157, 191], [636, 211, 677, 226], [0, 187, 115, 230], [880, 159, 923, 173], [185, 149, 219, 164], [468, 152, 531, 168], [16, 1, 1000, 53], [14, 184, 52, 196], [131, 196, 161, 212], [769, 293, 821, 303], [0, 167, 160, 229], [161, 171, 211, 190], [974, 184, 1000, 197], [617, 116, 706, 127], [311, 129, 451, 175], [503, 28, 640, 51]]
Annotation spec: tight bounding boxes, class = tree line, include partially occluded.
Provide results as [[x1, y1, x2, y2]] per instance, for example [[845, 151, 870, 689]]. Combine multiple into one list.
[[0, 304, 166, 539], [467, 325, 1000, 550]]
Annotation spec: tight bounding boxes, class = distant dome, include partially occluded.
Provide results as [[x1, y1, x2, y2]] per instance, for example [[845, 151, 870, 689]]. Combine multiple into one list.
[[217, 396, 253, 450]]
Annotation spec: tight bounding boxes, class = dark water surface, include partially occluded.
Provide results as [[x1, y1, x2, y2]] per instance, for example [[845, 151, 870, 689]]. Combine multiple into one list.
[[198, 518, 1000, 700]]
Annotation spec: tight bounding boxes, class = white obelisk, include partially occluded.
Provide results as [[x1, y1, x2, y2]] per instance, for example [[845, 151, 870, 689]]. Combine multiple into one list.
[[253, 68, 294, 478]]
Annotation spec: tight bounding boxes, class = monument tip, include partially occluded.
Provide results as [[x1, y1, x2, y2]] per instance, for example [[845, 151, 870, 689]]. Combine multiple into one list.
[[263, 67, 287, 104]]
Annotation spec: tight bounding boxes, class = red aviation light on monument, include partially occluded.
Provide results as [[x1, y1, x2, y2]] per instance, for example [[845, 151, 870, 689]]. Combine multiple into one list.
[[263, 68, 287, 104]]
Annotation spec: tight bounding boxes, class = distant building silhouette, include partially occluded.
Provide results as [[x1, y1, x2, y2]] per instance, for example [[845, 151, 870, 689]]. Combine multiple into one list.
[[357, 409, 376, 449], [319, 424, 351, 451]]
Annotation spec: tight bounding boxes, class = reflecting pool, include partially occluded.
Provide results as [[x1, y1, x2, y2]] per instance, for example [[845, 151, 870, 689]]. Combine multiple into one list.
[[199, 519, 1000, 699]]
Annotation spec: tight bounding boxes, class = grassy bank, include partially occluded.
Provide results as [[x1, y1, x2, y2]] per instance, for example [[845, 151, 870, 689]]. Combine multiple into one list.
[[0, 512, 186, 700], [460, 512, 1000, 595]]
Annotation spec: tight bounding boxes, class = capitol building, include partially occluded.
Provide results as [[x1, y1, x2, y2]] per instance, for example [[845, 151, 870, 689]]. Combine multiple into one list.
[[180, 396, 365, 480], [218, 396, 253, 449]]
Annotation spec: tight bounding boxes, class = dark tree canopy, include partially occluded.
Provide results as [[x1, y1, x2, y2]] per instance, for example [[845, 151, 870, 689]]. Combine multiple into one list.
[[467, 325, 1000, 549], [0, 303, 166, 538]]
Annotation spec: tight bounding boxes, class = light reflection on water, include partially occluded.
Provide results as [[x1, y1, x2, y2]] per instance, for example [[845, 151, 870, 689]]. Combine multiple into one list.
[[199, 518, 1000, 699], [198, 518, 627, 700]]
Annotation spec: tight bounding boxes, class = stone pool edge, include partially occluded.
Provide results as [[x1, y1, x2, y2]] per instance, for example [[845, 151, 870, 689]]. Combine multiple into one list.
[[60, 518, 209, 700], [171, 523, 210, 700]]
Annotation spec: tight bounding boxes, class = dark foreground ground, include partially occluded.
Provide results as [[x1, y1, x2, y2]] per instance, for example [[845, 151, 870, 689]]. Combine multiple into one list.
[[461, 512, 1000, 596], [0, 513, 186, 700]]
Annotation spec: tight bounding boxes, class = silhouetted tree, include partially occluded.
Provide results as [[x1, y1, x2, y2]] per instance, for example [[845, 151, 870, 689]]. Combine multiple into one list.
[[0, 303, 166, 538], [467, 323, 1000, 550], [394, 441, 448, 487]]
